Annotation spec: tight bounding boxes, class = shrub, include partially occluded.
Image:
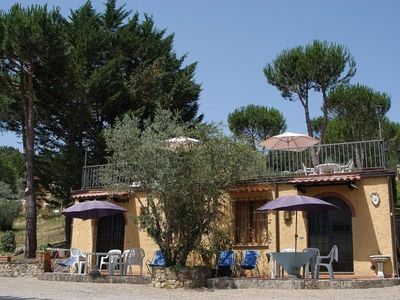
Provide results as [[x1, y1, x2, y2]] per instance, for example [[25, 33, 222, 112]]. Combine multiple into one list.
[[0, 199, 20, 230], [0, 230, 16, 254], [40, 206, 58, 220]]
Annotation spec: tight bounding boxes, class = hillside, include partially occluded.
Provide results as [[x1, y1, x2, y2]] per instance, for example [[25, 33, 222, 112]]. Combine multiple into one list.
[[0, 213, 65, 250]]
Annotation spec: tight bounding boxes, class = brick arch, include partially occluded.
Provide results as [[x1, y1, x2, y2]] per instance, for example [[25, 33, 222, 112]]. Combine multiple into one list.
[[312, 192, 356, 217]]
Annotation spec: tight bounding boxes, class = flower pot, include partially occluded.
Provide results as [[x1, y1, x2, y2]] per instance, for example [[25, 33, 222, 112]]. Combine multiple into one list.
[[36, 250, 52, 272], [0, 255, 12, 263]]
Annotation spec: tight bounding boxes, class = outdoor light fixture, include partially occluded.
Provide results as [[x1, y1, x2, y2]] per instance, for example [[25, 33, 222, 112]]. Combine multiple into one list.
[[284, 211, 292, 221]]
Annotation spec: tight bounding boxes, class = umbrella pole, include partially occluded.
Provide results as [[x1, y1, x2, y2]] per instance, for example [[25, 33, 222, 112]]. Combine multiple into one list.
[[295, 211, 298, 253]]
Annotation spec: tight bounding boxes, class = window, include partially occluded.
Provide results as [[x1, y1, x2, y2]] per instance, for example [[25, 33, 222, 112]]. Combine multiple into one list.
[[234, 200, 268, 245]]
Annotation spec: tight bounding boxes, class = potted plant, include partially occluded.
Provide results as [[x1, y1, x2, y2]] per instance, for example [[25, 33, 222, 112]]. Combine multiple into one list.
[[36, 242, 52, 272], [0, 231, 16, 263]]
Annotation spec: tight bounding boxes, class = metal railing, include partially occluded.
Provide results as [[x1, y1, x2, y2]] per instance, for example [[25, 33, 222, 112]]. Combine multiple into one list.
[[81, 163, 134, 189], [265, 139, 386, 175], [81, 140, 387, 189]]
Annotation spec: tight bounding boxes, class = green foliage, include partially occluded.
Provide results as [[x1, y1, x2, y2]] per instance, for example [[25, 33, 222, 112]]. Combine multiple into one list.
[[0, 230, 16, 254], [0, 181, 20, 230], [40, 206, 58, 220], [264, 40, 356, 138], [103, 109, 263, 266], [38, 242, 49, 251], [326, 84, 391, 141], [0, 147, 24, 192], [31, 0, 201, 210], [228, 105, 286, 147], [396, 183, 400, 207], [197, 225, 233, 267]]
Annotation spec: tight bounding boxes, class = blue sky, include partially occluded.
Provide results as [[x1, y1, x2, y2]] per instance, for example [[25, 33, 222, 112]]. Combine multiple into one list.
[[1, 0, 399, 151]]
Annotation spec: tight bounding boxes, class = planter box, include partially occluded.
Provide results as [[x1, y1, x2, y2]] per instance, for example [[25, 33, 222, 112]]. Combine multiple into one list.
[[0, 255, 12, 263]]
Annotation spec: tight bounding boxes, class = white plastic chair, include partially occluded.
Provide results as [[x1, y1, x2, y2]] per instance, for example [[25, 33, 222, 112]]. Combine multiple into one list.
[[99, 249, 121, 275], [69, 248, 85, 274], [340, 159, 353, 173], [302, 163, 315, 175], [123, 248, 145, 275], [315, 245, 338, 279]]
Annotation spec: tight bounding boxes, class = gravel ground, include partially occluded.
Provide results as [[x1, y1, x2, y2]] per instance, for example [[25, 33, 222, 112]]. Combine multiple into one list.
[[1, 277, 400, 300]]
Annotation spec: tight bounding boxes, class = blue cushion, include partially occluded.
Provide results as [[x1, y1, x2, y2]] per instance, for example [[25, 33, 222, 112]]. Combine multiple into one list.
[[240, 250, 258, 269], [218, 250, 234, 268], [151, 251, 165, 267]]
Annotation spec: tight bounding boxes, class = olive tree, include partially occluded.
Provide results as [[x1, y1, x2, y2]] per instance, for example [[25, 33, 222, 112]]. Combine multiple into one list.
[[103, 109, 264, 266]]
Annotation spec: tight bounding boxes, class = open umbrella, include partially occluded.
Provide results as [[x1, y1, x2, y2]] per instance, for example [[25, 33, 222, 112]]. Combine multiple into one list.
[[62, 200, 127, 220], [163, 136, 199, 150], [257, 195, 337, 252], [260, 132, 319, 151]]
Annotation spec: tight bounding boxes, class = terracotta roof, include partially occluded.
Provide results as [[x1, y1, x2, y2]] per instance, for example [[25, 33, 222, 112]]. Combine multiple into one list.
[[71, 189, 129, 200], [288, 173, 361, 184], [229, 185, 272, 193]]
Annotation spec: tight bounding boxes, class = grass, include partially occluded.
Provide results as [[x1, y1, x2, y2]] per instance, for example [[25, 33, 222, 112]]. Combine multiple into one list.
[[0, 212, 65, 249]]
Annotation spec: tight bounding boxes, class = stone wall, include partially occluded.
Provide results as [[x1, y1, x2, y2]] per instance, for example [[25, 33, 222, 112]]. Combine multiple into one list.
[[0, 262, 42, 277], [152, 267, 211, 288]]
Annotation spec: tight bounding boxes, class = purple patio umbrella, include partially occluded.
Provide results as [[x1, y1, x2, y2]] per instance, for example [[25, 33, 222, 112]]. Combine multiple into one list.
[[257, 195, 337, 252], [62, 200, 127, 220]]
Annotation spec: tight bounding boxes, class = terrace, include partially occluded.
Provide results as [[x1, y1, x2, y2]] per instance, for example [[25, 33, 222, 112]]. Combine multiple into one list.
[[80, 139, 387, 189]]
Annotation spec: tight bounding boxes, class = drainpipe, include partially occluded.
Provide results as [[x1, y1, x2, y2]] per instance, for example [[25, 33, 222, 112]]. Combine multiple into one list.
[[388, 176, 398, 277], [275, 182, 280, 252]]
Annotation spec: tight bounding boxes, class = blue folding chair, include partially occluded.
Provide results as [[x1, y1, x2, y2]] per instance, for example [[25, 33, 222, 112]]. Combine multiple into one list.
[[239, 250, 260, 277], [216, 250, 235, 277], [145, 250, 165, 275]]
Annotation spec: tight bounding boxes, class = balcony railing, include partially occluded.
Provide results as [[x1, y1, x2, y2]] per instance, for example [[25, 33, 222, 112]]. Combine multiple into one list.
[[81, 140, 387, 189], [81, 163, 134, 189], [265, 139, 386, 175]]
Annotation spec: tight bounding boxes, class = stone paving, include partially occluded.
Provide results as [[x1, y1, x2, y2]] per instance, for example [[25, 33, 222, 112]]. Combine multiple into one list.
[[1, 277, 400, 300]]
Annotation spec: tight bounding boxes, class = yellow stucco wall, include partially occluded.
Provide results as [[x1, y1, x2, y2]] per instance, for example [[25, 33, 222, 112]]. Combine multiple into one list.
[[70, 174, 396, 278], [228, 175, 396, 278], [70, 193, 159, 274], [71, 218, 94, 253]]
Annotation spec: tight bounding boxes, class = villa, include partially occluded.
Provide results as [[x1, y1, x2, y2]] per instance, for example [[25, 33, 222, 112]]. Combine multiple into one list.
[[70, 138, 398, 278]]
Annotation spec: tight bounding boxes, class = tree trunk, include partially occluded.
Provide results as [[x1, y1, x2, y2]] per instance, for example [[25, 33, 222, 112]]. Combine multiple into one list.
[[319, 89, 329, 144], [24, 62, 37, 258]]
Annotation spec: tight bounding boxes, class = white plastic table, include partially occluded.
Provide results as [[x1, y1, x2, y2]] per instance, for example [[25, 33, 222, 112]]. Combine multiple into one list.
[[315, 163, 340, 174], [270, 252, 315, 278], [83, 252, 124, 275]]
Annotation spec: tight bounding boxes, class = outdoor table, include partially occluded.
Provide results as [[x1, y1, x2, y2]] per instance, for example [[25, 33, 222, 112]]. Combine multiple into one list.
[[315, 163, 340, 174], [270, 251, 315, 278], [83, 252, 124, 275]]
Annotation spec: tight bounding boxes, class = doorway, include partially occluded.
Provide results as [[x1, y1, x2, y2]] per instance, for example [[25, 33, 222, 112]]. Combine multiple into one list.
[[308, 197, 354, 272], [96, 213, 125, 252]]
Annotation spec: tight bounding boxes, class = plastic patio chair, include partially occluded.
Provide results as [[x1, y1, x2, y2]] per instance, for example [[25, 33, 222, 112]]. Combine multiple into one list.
[[302, 163, 315, 175], [340, 159, 354, 173], [99, 249, 122, 275], [239, 250, 260, 277], [145, 250, 165, 275], [315, 245, 338, 279], [123, 248, 145, 275], [58, 248, 85, 274], [216, 250, 235, 277]]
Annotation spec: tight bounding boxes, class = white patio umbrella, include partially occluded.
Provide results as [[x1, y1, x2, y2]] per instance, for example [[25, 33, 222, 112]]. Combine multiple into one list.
[[260, 132, 319, 151], [163, 136, 200, 150]]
